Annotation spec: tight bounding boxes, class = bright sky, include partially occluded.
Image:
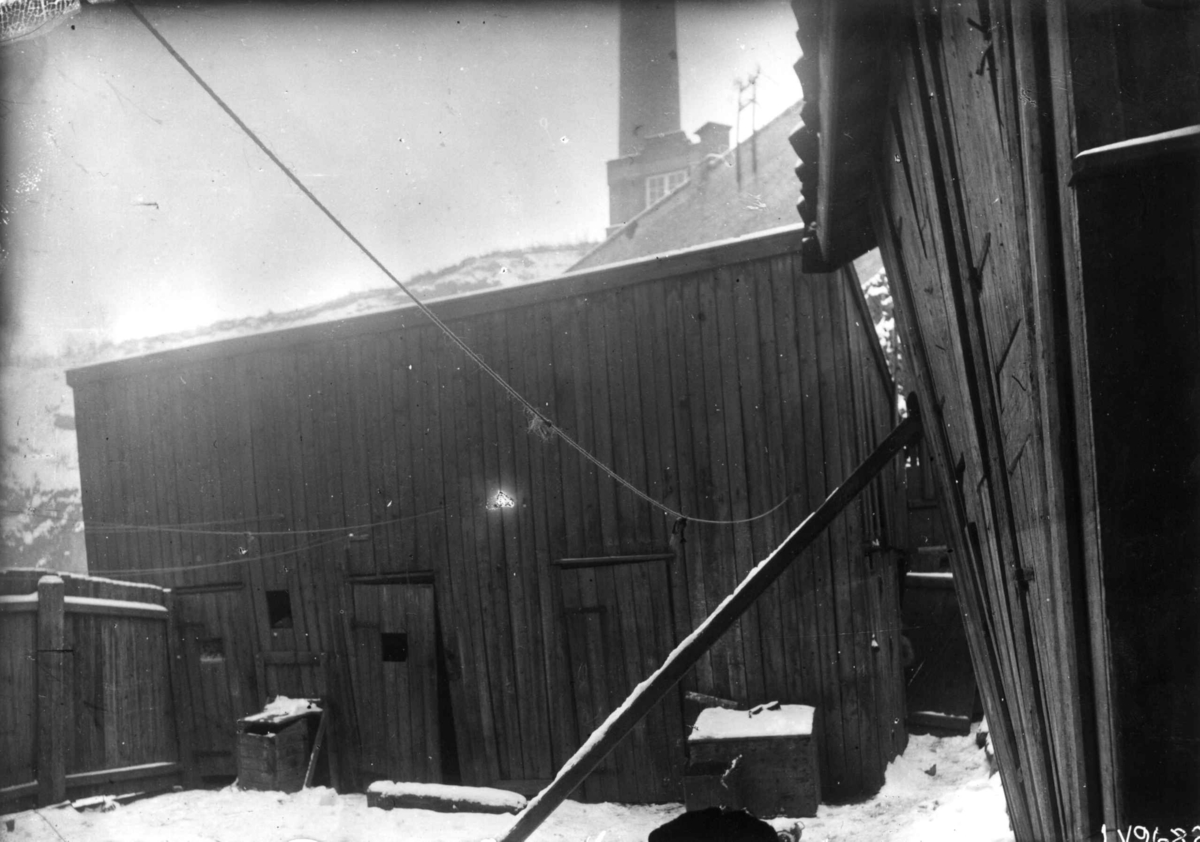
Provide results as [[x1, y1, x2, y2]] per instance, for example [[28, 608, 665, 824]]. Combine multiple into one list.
[[1, 1, 801, 356]]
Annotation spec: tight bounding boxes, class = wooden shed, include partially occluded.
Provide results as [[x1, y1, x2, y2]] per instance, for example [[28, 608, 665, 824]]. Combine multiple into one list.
[[66, 226, 905, 803], [791, 0, 1200, 836]]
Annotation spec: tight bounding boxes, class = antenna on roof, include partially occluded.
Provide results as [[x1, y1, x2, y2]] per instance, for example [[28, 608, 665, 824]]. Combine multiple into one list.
[[734, 66, 761, 189]]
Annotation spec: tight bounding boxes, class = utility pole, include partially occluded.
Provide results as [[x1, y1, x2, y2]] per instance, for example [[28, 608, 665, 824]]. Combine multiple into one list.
[[735, 66, 760, 189]]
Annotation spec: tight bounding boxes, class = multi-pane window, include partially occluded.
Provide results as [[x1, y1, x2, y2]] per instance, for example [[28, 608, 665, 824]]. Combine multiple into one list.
[[645, 169, 689, 207]]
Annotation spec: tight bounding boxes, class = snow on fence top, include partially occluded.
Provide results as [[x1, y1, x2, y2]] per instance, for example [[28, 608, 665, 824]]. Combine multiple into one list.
[[1, 567, 167, 592]]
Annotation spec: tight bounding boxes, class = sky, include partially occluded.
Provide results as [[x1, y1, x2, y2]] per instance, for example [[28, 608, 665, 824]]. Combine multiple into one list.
[[0, 1, 802, 357]]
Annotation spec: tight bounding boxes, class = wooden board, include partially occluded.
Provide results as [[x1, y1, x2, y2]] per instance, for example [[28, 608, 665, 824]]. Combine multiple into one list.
[[0, 612, 38, 790]]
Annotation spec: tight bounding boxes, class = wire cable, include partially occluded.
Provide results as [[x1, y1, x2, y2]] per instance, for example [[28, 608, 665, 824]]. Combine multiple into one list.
[[98, 533, 351, 578], [124, 2, 791, 528], [89, 505, 444, 537]]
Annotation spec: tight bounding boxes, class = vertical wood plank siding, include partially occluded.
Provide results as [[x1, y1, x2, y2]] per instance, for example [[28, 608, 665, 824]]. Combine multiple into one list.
[[0, 571, 181, 808], [68, 237, 902, 802], [848, 0, 1200, 835], [868, 4, 1064, 833]]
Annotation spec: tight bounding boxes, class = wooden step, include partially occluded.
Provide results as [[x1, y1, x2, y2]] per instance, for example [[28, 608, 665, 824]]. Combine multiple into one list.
[[906, 571, 955, 590]]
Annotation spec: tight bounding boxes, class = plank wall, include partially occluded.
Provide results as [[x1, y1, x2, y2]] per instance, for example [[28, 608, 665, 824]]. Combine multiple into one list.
[[855, 0, 1200, 836], [0, 571, 181, 808], [0, 601, 37, 796], [870, 5, 1080, 838], [68, 232, 905, 802]]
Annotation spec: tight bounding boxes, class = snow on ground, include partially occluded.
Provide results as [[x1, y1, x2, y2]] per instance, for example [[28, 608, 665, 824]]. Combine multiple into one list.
[[2, 728, 1012, 842], [803, 728, 1012, 842]]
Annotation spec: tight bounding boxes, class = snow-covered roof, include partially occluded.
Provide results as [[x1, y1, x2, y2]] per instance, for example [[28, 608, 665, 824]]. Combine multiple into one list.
[[572, 102, 807, 272]]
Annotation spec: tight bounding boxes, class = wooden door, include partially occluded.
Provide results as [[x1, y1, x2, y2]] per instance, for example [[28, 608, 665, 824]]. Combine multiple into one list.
[[558, 560, 686, 804], [175, 587, 259, 779], [349, 583, 441, 784]]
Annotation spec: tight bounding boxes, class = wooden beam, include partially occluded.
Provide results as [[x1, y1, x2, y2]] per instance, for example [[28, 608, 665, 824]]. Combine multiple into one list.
[[497, 408, 923, 842], [343, 571, 435, 586], [37, 576, 67, 806], [303, 711, 328, 789], [64, 761, 182, 789], [63, 596, 169, 621], [905, 571, 956, 591], [0, 781, 38, 803], [552, 553, 674, 570], [260, 650, 323, 666], [1071, 124, 1200, 182], [0, 593, 38, 613]]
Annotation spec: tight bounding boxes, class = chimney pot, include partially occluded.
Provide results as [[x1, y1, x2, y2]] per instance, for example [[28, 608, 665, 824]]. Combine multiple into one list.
[[696, 122, 733, 156]]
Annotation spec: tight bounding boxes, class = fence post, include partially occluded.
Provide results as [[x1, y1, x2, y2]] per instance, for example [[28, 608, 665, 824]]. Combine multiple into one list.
[[36, 575, 67, 805]]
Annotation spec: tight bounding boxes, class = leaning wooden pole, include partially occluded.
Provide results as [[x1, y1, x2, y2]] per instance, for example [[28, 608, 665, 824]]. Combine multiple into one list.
[[498, 407, 923, 842]]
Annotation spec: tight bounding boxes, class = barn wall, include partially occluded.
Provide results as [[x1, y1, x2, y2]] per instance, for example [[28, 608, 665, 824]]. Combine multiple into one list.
[[864, 1, 1115, 839], [864, 0, 1199, 837], [69, 233, 904, 802]]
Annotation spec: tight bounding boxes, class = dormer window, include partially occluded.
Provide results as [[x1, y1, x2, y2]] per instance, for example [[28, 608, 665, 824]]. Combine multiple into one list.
[[645, 169, 689, 208]]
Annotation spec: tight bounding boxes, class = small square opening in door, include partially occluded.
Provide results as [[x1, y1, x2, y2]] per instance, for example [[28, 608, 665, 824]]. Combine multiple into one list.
[[199, 637, 225, 662], [266, 590, 293, 629], [381, 632, 408, 662]]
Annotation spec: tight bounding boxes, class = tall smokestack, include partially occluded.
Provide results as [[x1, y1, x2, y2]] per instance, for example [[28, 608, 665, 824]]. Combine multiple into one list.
[[618, 1, 680, 156]]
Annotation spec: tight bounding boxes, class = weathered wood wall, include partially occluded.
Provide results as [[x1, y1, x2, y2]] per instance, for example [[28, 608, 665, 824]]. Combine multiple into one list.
[[1073, 157, 1200, 826], [859, 0, 1200, 836], [868, 2, 1096, 838], [68, 229, 905, 802], [0, 570, 183, 810], [1060, 22, 1200, 830]]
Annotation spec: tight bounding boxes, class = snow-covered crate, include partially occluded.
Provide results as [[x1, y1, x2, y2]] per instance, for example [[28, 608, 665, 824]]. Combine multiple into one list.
[[685, 703, 819, 818], [236, 697, 322, 793]]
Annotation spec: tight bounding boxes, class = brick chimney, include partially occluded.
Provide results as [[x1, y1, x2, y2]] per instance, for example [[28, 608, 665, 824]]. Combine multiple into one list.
[[606, 2, 730, 233], [618, 0, 681, 156]]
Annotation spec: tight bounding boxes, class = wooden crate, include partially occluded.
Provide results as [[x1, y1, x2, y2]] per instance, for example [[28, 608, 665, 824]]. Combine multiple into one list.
[[685, 704, 819, 819], [236, 716, 314, 793]]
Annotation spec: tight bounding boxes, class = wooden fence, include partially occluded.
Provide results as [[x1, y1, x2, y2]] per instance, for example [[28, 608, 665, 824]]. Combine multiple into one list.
[[0, 571, 183, 811]]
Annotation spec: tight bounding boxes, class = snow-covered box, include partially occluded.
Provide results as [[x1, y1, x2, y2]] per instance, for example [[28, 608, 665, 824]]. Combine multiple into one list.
[[685, 703, 819, 818], [236, 697, 323, 793]]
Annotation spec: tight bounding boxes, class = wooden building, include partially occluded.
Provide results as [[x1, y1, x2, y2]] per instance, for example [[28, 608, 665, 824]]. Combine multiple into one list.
[[792, 0, 1200, 837], [66, 226, 907, 803]]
